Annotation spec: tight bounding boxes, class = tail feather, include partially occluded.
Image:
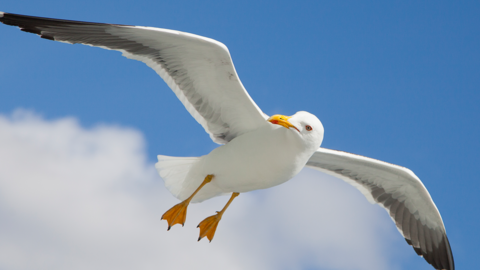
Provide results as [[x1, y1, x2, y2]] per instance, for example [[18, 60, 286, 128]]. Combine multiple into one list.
[[155, 155, 200, 200]]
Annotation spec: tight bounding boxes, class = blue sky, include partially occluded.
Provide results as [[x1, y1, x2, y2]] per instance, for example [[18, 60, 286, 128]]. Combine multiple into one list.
[[0, 1, 478, 269]]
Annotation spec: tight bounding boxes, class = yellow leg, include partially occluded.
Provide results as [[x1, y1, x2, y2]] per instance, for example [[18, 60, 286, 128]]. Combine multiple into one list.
[[197, 192, 239, 242], [161, 174, 214, 230]]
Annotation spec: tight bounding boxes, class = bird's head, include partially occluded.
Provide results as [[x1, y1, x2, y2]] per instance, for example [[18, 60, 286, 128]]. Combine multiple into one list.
[[267, 111, 324, 148]]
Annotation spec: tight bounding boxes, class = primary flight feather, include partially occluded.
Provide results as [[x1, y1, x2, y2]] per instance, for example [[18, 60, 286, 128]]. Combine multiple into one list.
[[0, 11, 454, 270]]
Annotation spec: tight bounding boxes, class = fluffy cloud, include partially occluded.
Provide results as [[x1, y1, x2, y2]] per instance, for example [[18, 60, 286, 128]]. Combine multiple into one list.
[[0, 110, 406, 270]]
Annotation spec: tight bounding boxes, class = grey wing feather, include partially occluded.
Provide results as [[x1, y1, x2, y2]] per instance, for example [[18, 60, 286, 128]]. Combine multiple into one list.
[[0, 12, 267, 144], [306, 148, 454, 270]]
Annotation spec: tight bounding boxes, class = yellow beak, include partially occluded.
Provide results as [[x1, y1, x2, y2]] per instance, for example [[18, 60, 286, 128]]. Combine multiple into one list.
[[267, 115, 299, 132]]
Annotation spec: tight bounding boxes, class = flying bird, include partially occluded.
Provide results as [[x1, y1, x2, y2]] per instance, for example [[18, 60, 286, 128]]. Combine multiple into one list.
[[0, 12, 454, 270]]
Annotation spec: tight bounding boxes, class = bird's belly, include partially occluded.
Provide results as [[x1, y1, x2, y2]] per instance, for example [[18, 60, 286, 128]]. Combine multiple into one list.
[[190, 126, 310, 194], [211, 154, 298, 193]]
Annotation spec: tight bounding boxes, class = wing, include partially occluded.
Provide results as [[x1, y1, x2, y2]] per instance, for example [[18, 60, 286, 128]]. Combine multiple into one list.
[[0, 12, 268, 144], [306, 148, 454, 270]]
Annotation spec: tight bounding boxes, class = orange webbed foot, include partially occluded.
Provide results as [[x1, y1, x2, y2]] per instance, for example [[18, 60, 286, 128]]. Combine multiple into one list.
[[161, 200, 189, 230], [197, 192, 239, 242], [197, 211, 222, 242]]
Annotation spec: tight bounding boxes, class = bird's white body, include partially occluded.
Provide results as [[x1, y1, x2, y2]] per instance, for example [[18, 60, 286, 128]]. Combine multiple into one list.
[[157, 113, 324, 202]]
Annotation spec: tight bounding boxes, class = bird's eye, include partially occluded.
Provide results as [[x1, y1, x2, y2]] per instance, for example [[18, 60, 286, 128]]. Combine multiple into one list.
[[305, 125, 313, 131]]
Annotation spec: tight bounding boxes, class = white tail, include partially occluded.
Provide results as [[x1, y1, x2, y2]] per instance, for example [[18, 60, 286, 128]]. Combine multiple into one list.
[[155, 155, 200, 200]]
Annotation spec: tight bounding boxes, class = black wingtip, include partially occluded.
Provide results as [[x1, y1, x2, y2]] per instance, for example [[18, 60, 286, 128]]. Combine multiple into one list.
[[0, 11, 126, 28], [443, 234, 455, 270]]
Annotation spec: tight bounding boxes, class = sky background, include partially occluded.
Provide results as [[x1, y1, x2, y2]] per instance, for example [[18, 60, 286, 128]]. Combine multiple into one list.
[[0, 1, 478, 269]]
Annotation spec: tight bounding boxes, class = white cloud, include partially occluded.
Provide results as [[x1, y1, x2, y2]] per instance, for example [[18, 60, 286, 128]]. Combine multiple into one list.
[[0, 110, 406, 270]]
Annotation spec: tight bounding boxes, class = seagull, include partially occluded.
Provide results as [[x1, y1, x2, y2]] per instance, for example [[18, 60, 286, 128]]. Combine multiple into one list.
[[0, 12, 454, 270]]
